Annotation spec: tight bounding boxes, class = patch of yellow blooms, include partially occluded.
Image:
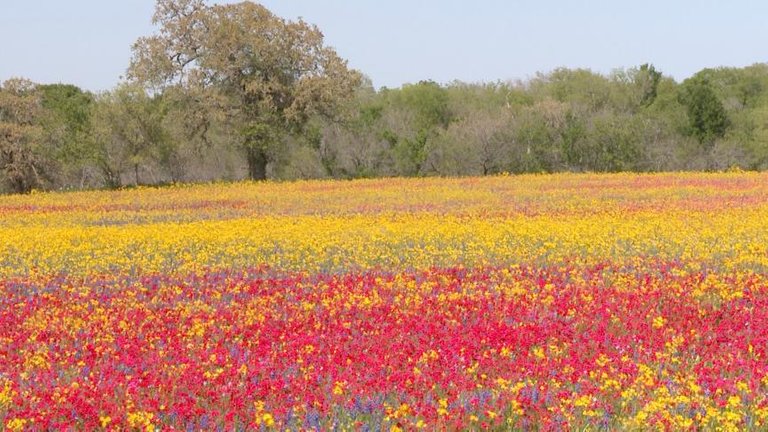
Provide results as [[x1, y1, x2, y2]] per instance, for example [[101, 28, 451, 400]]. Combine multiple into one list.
[[126, 411, 155, 431], [0, 173, 764, 280]]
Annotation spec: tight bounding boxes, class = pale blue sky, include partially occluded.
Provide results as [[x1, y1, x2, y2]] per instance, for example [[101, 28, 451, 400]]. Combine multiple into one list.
[[1, 0, 767, 91]]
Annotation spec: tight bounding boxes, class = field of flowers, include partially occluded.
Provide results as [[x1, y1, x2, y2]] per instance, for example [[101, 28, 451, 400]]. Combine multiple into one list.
[[2, 172, 768, 430]]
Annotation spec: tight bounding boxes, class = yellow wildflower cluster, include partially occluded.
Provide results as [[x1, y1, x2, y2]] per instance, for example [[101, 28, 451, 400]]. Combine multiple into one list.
[[0, 378, 14, 409], [126, 411, 155, 431], [0, 173, 765, 278]]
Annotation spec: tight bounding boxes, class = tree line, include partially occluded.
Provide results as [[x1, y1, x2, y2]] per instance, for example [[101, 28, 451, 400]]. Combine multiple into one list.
[[2, 0, 768, 194]]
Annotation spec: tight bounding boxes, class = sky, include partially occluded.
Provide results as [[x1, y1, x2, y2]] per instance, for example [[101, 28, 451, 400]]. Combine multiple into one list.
[[1, 0, 767, 92]]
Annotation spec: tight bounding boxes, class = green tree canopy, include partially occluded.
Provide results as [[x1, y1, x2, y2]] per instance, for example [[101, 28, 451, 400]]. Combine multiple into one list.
[[679, 76, 730, 147], [0, 78, 47, 193], [128, 0, 361, 180], [38, 84, 94, 170]]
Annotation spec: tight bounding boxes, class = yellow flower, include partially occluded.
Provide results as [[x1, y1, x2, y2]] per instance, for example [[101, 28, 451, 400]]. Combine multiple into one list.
[[727, 395, 741, 408], [574, 395, 592, 408], [99, 415, 112, 428], [437, 398, 449, 416], [652, 316, 666, 329], [127, 411, 154, 430], [0, 379, 14, 408], [262, 413, 275, 427], [6, 418, 27, 432]]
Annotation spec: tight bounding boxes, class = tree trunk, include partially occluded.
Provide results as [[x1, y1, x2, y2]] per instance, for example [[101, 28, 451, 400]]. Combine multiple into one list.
[[246, 146, 268, 180]]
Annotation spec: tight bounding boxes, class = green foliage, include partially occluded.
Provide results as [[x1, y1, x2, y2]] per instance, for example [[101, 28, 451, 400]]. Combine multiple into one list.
[[637, 63, 662, 107], [89, 84, 171, 187], [509, 107, 560, 173], [679, 76, 730, 147], [742, 104, 768, 169], [445, 81, 532, 116], [379, 81, 453, 175], [693, 65, 768, 109], [533, 68, 612, 111], [38, 84, 94, 184], [129, 0, 361, 180], [39, 85, 91, 124], [559, 110, 588, 169], [0, 78, 48, 193], [587, 113, 643, 172], [6, 10, 768, 195], [391, 81, 452, 130]]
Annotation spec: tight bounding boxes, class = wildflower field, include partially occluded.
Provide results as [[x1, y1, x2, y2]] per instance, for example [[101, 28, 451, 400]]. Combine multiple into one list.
[[2, 172, 768, 431]]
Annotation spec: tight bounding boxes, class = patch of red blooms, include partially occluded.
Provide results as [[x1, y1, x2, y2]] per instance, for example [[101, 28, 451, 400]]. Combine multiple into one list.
[[0, 261, 766, 430]]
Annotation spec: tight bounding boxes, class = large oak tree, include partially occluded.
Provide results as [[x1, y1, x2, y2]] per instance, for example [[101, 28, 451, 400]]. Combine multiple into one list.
[[0, 78, 46, 193], [128, 0, 361, 180]]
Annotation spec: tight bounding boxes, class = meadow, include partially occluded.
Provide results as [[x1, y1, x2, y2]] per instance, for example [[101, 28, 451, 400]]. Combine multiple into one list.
[[2, 172, 768, 430]]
